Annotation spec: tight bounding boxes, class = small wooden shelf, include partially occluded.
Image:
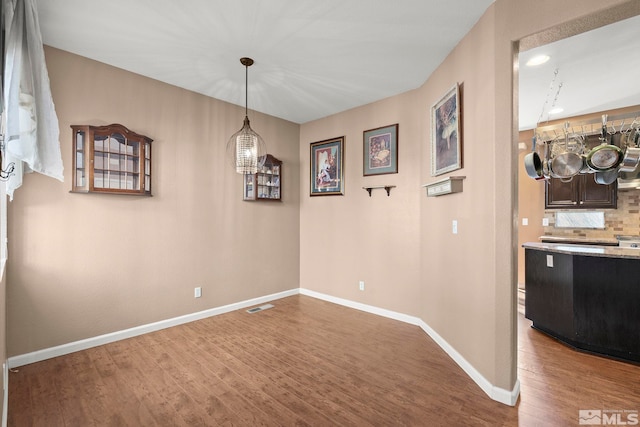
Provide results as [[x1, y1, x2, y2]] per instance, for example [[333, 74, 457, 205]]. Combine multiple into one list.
[[362, 185, 396, 196], [422, 176, 465, 197], [243, 154, 282, 201]]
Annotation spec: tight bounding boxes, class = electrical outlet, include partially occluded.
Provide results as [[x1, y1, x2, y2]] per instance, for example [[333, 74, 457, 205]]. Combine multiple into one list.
[[542, 218, 550, 226], [194, 287, 202, 298], [359, 281, 365, 291]]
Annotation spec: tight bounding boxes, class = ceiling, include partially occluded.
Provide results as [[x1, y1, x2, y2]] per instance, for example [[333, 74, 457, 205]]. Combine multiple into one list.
[[35, 2, 639, 128], [518, 14, 640, 131], [35, 0, 494, 124]]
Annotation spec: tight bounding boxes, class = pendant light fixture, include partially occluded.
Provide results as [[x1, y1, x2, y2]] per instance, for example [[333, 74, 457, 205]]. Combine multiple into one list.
[[226, 57, 267, 174]]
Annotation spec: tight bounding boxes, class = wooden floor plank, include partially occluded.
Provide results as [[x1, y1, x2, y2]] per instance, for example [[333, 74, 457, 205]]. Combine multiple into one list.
[[8, 295, 640, 426]]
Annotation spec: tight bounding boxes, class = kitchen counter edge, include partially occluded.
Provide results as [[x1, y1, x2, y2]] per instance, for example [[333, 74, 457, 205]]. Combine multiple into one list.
[[523, 242, 640, 259]]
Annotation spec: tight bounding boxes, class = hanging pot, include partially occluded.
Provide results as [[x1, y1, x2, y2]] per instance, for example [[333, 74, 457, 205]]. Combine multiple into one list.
[[549, 123, 584, 179], [524, 135, 543, 179], [586, 116, 623, 171], [594, 168, 619, 185], [550, 151, 584, 179], [619, 131, 640, 173]]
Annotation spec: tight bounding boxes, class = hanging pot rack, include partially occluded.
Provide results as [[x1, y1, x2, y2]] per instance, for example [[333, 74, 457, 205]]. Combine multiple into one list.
[[535, 110, 640, 142]]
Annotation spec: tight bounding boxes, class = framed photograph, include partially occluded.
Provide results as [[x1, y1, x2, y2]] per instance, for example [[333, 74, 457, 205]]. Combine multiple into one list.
[[431, 83, 462, 176], [363, 124, 398, 176], [310, 136, 344, 196]]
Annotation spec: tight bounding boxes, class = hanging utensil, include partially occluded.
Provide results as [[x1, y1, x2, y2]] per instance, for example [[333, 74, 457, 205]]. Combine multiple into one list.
[[586, 114, 623, 171]]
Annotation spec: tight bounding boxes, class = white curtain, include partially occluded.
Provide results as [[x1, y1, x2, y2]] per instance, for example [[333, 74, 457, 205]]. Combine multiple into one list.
[[3, 0, 63, 200]]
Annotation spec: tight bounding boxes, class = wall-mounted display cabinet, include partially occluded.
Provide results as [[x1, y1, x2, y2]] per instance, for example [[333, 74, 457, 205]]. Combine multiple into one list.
[[243, 154, 281, 201], [71, 124, 153, 196]]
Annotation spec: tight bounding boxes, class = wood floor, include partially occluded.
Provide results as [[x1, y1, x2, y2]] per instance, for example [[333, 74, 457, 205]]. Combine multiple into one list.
[[8, 295, 640, 426]]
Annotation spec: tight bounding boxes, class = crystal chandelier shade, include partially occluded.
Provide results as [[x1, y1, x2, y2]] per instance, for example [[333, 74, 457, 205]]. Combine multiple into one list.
[[226, 57, 266, 174]]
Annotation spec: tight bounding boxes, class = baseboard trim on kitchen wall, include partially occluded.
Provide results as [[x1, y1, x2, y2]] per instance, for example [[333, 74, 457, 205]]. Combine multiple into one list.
[[299, 288, 520, 407], [7, 289, 299, 369]]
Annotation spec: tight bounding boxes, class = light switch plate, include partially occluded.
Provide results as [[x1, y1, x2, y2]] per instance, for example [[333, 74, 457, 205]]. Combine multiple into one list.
[[522, 218, 528, 226], [452, 220, 458, 234], [546, 255, 553, 268]]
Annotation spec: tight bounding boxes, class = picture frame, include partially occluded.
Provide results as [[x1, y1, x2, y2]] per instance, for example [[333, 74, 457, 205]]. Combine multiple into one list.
[[363, 124, 398, 176], [431, 83, 462, 176], [310, 136, 344, 196]]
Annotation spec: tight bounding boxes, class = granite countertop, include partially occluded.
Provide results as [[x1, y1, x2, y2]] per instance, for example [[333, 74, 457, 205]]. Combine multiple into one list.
[[538, 235, 619, 246], [523, 242, 640, 259]]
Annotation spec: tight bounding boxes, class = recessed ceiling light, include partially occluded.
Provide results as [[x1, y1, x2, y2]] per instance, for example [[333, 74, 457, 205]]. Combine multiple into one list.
[[549, 107, 564, 115], [526, 55, 550, 66]]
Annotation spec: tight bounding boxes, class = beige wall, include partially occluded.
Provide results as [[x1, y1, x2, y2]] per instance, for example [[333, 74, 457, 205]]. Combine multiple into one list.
[[299, 91, 423, 316], [6, 47, 301, 356], [299, 0, 637, 393]]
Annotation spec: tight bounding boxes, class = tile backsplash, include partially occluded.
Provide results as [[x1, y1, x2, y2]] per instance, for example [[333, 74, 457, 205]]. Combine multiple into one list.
[[544, 190, 640, 239]]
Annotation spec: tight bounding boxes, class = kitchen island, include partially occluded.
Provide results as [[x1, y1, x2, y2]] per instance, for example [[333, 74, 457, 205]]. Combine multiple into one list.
[[523, 242, 640, 363]]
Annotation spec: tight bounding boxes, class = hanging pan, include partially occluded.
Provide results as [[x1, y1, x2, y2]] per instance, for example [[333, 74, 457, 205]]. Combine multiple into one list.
[[594, 168, 619, 185], [586, 115, 623, 171], [549, 123, 584, 180], [524, 135, 543, 179], [619, 129, 640, 173]]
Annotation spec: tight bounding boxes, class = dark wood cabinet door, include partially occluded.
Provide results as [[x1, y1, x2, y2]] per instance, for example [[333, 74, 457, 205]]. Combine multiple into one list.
[[580, 173, 617, 208], [545, 177, 579, 208], [545, 175, 616, 209]]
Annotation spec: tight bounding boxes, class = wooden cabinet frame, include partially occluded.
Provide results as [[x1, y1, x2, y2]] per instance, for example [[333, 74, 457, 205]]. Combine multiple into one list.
[[243, 154, 282, 201], [71, 124, 153, 196]]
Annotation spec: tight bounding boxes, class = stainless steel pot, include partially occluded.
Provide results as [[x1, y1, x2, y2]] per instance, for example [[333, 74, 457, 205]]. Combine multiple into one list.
[[619, 131, 640, 173], [550, 151, 584, 179], [594, 168, 618, 185], [549, 125, 584, 179], [524, 136, 543, 179]]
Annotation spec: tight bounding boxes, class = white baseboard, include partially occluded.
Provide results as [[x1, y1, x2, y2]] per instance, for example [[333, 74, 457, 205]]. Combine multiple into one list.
[[7, 288, 299, 369], [7, 287, 520, 407], [299, 288, 520, 406]]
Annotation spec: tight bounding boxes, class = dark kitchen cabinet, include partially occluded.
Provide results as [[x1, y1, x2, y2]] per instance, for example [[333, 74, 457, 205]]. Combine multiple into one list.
[[525, 247, 640, 362], [545, 174, 616, 209]]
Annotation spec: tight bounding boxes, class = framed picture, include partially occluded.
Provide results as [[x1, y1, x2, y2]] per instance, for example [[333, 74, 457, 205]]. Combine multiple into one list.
[[310, 136, 344, 196], [431, 83, 462, 176], [363, 124, 398, 176]]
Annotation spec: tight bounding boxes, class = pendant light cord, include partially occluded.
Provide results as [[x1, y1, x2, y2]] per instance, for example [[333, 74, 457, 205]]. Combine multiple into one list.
[[245, 63, 248, 117]]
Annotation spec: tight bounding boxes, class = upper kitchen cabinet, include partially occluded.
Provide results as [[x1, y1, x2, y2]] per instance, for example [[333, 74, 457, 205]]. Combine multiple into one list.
[[545, 175, 616, 209], [71, 124, 153, 196]]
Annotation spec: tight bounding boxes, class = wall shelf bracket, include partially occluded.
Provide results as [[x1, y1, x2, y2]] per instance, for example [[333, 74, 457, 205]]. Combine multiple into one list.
[[363, 185, 396, 197]]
